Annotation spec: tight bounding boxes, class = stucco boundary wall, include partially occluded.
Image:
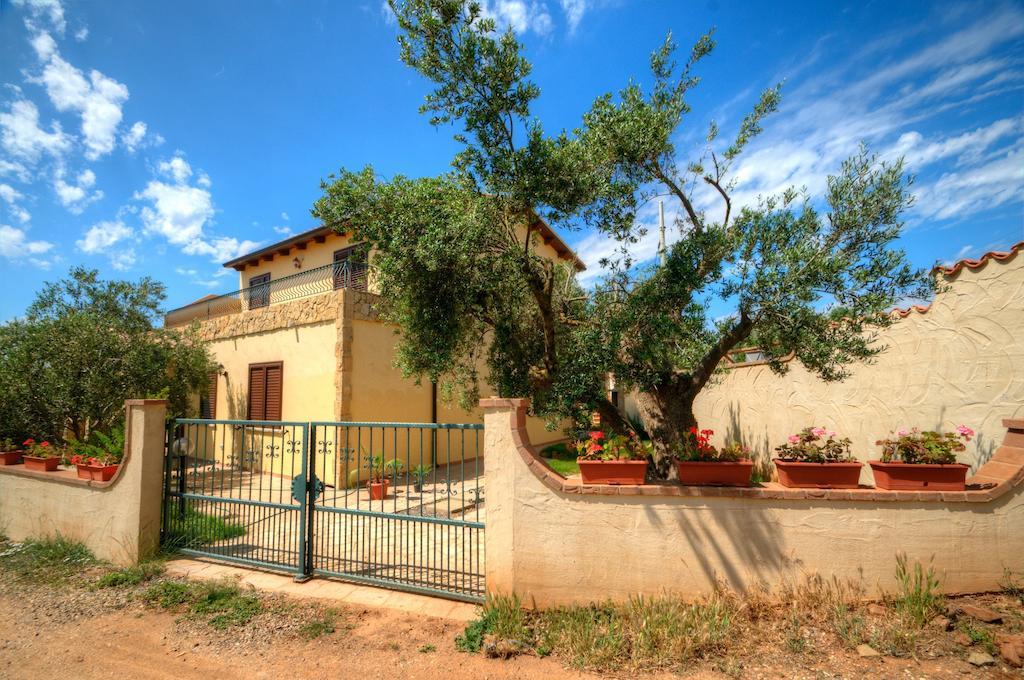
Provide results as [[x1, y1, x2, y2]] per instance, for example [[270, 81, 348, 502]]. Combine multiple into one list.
[[481, 398, 1024, 608], [0, 400, 167, 566]]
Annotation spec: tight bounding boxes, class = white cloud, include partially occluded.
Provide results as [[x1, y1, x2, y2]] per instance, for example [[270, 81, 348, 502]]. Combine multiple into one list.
[[273, 225, 293, 236], [135, 158, 262, 263], [481, 0, 554, 36], [74, 26, 88, 42], [157, 154, 193, 184], [560, 0, 586, 33], [30, 31, 130, 160], [888, 117, 1022, 169], [76, 219, 132, 253], [0, 183, 31, 224], [109, 248, 136, 271], [121, 121, 163, 153], [281, 211, 290, 221], [914, 146, 1024, 221], [0, 99, 71, 163], [196, 172, 211, 188], [380, 0, 397, 26], [0, 224, 55, 266], [12, 0, 66, 35], [53, 166, 103, 214], [0, 160, 30, 182]]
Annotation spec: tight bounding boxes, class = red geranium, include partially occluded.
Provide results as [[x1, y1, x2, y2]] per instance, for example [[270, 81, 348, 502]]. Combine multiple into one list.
[[589, 431, 605, 441], [23, 438, 35, 447]]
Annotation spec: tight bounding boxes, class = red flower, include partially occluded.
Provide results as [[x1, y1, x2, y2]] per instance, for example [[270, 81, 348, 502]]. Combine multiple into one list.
[[87, 457, 100, 466], [589, 431, 605, 441], [40, 441, 50, 447], [23, 438, 35, 446], [587, 442, 603, 454], [688, 426, 698, 435], [701, 429, 714, 437], [70, 455, 83, 465]]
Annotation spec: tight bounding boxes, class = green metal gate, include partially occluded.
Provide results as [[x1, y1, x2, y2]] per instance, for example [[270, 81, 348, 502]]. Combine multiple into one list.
[[162, 419, 485, 602]]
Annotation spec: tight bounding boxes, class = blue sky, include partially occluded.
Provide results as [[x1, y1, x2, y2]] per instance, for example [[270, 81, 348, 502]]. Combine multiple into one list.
[[0, 0, 1021, 321]]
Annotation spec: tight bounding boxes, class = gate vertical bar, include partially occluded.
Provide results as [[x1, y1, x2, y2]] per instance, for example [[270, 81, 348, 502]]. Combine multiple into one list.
[[295, 422, 313, 581]]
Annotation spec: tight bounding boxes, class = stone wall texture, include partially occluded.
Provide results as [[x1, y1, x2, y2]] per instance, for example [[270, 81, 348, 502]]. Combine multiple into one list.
[[687, 244, 1024, 478], [194, 290, 343, 341]]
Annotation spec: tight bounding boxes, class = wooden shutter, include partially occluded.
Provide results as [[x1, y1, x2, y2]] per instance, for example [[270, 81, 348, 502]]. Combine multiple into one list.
[[199, 372, 218, 419], [247, 362, 283, 421], [264, 363, 282, 421], [248, 365, 265, 420]]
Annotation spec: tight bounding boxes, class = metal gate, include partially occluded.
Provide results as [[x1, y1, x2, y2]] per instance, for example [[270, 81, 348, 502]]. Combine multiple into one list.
[[162, 418, 485, 602]]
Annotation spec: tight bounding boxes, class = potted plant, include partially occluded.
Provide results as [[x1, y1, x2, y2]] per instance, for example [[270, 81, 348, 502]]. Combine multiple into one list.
[[576, 430, 650, 484], [21, 439, 60, 472], [367, 455, 402, 500], [675, 427, 754, 486], [0, 437, 24, 466], [411, 464, 431, 493], [69, 429, 124, 481], [773, 427, 863, 488], [870, 426, 973, 490]]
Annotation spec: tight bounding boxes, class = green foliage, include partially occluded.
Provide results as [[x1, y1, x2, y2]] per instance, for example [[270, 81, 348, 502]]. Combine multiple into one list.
[[958, 620, 997, 654], [68, 426, 126, 465], [0, 267, 216, 442], [143, 579, 262, 629], [96, 560, 166, 588], [541, 442, 580, 476], [775, 427, 854, 463], [575, 430, 649, 461], [164, 506, 247, 549], [0, 536, 96, 584], [315, 2, 933, 465], [877, 427, 972, 464], [891, 553, 943, 628], [298, 612, 338, 640]]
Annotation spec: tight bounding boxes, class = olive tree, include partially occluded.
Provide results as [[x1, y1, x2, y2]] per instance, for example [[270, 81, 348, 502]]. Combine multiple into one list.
[[313, 0, 932, 473], [0, 267, 215, 442]]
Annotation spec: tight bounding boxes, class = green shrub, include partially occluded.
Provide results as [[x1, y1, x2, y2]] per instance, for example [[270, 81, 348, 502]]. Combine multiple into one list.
[[891, 553, 943, 627], [0, 536, 95, 584], [164, 506, 246, 549], [143, 580, 194, 609], [96, 560, 166, 588]]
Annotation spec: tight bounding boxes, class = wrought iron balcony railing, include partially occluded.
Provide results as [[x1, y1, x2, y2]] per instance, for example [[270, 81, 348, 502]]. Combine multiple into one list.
[[164, 260, 367, 328]]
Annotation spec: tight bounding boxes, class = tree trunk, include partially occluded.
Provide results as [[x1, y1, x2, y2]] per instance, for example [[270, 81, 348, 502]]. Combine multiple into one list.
[[633, 383, 699, 479]]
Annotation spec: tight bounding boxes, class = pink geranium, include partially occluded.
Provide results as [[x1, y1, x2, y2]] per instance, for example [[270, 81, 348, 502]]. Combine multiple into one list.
[[955, 425, 975, 441], [787, 434, 800, 444]]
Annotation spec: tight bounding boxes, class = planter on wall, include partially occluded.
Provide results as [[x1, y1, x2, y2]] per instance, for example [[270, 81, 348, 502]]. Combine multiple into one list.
[[677, 460, 754, 487], [23, 456, 59, 472], [368, 479, 389, 500], [0, 450, 23, 466], [774, 460, 863, 489], [868, 461, 968, 491], [76, 463, 119, 482], [577, 459, 648, 485]]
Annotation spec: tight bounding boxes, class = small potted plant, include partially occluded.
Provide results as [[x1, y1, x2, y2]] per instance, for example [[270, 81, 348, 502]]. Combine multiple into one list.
[[0, 437, 24, 466], [773, 427, 863, 488], [411, 464, 431, 492], [69, 429, 124, 481], [576, 430, 649, 485], [21, 438, 60, 472], [870, 426, 973, 490], [366, 455, 403, 500], [675, 427, 753, 486]]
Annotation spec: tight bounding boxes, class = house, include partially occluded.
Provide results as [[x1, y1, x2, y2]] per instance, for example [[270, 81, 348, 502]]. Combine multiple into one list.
[[164, 220, 583, 470]]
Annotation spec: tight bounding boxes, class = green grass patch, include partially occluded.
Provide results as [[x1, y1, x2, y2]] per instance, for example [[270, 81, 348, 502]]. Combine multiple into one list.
[[540, 442, 580, 476], [298, 610, 338, 640], [164, 506, 247, 549], [96, 560, 166, 588], [890, 553, 944, 628], [0, 536, 96, 584], [142, 578, 262, 629]]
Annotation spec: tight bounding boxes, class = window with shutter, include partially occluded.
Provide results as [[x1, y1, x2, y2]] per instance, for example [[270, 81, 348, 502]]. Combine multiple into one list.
[[333, 246, 368, 291], [199, 372, 218, 419], [247, 362, 283, 421]]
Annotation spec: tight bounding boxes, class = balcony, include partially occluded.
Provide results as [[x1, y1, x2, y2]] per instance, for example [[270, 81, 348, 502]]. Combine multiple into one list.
[[164, 260, 367, 328]]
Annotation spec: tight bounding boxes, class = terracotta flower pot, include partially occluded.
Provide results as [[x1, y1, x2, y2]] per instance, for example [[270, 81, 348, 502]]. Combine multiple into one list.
[[368, 479, 389, 500], [23, 455, 59, 472], [577, 459, 648, 485], [0, 450, 23, 466], [677, 460, 754, 486], [868, 460, 969, 491], [774, 459, 864, 489], [76, 463, 119, 482]]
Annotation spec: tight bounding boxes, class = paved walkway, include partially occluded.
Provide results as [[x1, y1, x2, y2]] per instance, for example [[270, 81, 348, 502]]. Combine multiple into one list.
[[164, 558, 479, 622]]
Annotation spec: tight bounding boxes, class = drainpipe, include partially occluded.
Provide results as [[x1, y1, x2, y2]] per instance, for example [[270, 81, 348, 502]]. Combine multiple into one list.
[[430, 380, 438, 468]]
